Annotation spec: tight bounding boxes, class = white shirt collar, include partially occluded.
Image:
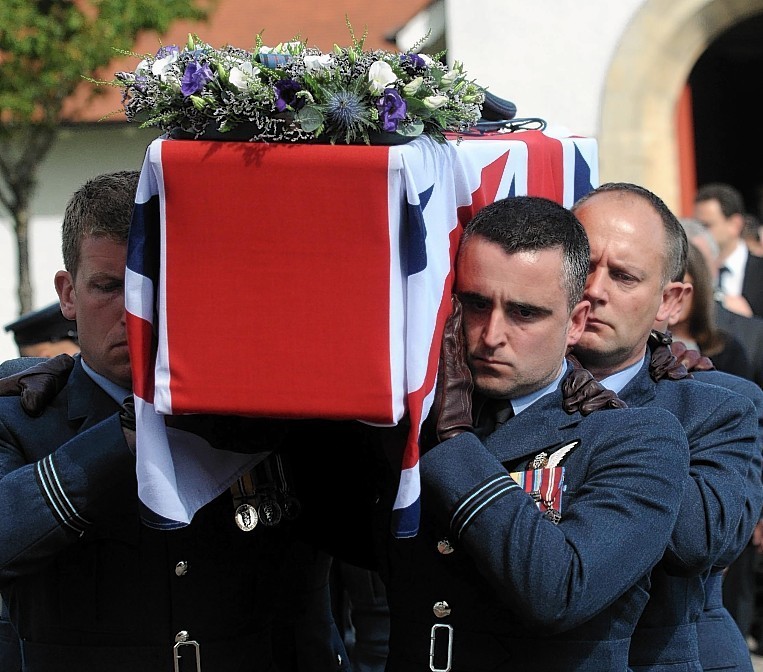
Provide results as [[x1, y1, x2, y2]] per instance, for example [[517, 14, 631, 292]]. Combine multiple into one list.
[[598, 356, 645, 394], [512, 359, 567, 416], [80, 356, 132, 405], [720, 240, 748, 296]]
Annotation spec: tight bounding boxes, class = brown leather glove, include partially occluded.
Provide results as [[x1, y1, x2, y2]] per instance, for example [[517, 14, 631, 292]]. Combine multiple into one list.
[[669, 339, 715, 373], [648, 330, 714, 381], [420, 295, 474, 450], [562, 364, 627, 415], [0, 354, 75, 417]]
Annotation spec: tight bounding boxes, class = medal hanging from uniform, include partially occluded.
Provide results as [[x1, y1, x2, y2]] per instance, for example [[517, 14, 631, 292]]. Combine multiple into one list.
[[230, 451, 302, 531]]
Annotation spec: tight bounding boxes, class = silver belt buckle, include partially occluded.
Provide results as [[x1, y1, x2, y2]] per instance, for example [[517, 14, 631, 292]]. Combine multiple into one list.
[[429, 623, 454, 672], [173, 632, 201, 672]]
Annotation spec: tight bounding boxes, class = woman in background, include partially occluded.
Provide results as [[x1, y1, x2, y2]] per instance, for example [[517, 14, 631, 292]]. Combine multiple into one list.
[[670, 241, 751, 380]]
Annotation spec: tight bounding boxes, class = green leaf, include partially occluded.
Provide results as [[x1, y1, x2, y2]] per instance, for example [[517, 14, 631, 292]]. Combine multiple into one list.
[[296, 105, 324, 133], [397, 120, 424, 137]]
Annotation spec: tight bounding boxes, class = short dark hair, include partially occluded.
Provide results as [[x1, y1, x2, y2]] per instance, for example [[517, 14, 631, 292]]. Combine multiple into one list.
[[61, 171, 140, 279], [694, 182, 745, 217], [459, 196, 590, 311], [573, 182, 687, 283]]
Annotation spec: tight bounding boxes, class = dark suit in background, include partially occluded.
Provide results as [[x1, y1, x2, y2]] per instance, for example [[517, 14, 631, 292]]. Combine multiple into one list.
[[742, 253, 763, 320]]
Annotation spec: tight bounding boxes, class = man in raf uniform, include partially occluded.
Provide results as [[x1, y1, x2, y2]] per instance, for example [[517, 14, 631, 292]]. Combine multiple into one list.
[[377, 196, 691, 671]]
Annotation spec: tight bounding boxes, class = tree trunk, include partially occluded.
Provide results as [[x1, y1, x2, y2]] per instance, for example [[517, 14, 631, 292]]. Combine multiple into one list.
[[0, 124, 57, 317]]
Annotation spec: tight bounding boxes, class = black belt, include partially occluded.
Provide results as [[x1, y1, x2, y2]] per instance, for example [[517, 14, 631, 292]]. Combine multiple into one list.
[[388, 620, 630, 671], [21, 630, 276, 672]]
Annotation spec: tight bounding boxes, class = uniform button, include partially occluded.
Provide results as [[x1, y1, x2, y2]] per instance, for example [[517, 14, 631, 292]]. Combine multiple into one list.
[[336, 653, 343, 667], [175, 560, 188, 576], [437, 539, 454, 555], [175, 630, 189, 643], [433, 601, 451, 618]]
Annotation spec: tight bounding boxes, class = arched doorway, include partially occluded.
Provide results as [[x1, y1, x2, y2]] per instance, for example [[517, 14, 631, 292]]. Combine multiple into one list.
[[689, 12, 763, 217], [599, 0, 763, 215]]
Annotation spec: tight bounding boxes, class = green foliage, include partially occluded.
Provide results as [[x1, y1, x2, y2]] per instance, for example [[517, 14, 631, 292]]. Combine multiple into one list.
[[0, 0, 214, 126], [0, 0, 215, 314]]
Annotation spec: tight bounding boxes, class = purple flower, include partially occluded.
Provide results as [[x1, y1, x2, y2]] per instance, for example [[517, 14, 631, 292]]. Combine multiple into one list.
[[401, 53, 426, 70], [181, 61, 214, 97], [156, 45, 179, 60], [376, 88, 407, 132], [274, 79, 304, 111]]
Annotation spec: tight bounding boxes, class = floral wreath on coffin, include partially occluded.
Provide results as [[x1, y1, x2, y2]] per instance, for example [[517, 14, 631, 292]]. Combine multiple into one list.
[[93, 21, 487, 145]]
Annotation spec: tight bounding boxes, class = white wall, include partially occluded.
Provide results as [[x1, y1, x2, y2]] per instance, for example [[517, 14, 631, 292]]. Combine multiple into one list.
[[0, 124, 160, 363], [445, 0, 645, 137]]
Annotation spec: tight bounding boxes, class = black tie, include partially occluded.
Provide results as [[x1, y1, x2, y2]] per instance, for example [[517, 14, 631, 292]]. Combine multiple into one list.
[[716, 265, 730, 291], [714, 266, 729, 302], [474, 398, 514, 438]]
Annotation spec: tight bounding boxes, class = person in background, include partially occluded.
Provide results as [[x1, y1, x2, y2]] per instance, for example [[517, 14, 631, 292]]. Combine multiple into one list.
[[681, 217, 763, 392], [670, 241, 751, 380], [571, 182, 761, 672], [4, 303, 79, 358], [379, 195, 690, 671], [0, 171, 354, 672], [694, 182, 763, 319], [743, 213, 763, 257]]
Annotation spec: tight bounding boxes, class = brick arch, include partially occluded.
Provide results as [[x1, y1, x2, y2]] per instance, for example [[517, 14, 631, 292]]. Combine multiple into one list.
[[599, 0, 763, 212]]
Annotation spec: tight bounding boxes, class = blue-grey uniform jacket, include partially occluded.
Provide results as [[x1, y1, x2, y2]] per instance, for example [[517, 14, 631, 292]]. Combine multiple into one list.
[[378, 364, 690, 672], [688, 369, 763, 672], [0, 356, 350, 672], [618, 355, 761, 672]]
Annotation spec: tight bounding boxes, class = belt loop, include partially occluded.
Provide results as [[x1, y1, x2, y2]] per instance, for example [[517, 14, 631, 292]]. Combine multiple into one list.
[[429, 623, 454, 672], [173, 631, 201, 672]]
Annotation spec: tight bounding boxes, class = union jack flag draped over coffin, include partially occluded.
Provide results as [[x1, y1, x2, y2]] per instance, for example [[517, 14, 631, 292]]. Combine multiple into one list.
[[125, 129, 598, 537]]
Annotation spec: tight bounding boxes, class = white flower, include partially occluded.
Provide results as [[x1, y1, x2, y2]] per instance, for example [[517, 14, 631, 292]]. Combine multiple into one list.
[[403, 76, 423, 95], [423, 95, 449, 110], [419, 54, 434, 67], [440, 70, 459, 88], [368, 61, 397, 94], [229, 61, 260, 90], [152, 51, 179, 81], [135, 59, 150, 75], [304, 54, 333, 72]]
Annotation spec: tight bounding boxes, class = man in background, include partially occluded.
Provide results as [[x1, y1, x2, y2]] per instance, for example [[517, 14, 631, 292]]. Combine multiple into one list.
[[694, 182, 763, 319], [4, 303, 79, 358]]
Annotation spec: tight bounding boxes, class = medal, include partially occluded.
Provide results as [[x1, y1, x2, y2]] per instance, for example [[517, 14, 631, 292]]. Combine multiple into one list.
[[234, 503, 259, 531], [258, 497, 283, 527]]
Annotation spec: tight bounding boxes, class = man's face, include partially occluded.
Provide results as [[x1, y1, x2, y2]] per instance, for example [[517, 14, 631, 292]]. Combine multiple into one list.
[[694, 198, 740, 255], [455, 235, 588, 399], [55, 236, 131, 389], [573, 192, 682, 378]]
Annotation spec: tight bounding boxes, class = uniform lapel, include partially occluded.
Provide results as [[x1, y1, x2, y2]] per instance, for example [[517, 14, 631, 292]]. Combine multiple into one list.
[[617, 353, 658, 407], [67, 359, 122, 430], [484, 385, 581, 466]]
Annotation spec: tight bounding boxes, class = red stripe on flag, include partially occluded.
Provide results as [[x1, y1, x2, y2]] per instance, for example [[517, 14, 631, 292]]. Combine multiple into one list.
[[126, 311, 155, 403], [400, 223, 462, 471], [526, 132, 564, 203], [456, 150, 511, 227]]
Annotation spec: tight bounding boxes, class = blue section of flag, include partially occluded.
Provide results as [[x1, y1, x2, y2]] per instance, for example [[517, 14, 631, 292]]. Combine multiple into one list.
[[573, 144, 593, 202], [406, 185, 433, 276]]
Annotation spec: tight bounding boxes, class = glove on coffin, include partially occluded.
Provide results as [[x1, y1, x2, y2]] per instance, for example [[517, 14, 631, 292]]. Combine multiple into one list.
[[0, 353, 75, 417]]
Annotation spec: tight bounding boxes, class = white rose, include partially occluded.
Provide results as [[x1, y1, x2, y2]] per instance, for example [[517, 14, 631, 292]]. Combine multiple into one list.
[[368, 61, 397, 94], [152, 52, 179, 81], [229, 61, 260, 89], [304, 54, 333, 72], [423, 95, 449, 110]]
